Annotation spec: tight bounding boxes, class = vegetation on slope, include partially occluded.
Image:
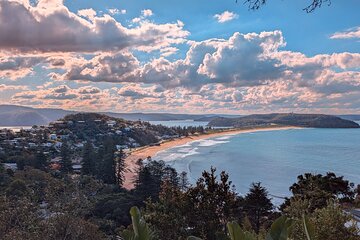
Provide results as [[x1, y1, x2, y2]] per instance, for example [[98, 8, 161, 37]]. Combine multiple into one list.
[[208, 113, 360, 128]]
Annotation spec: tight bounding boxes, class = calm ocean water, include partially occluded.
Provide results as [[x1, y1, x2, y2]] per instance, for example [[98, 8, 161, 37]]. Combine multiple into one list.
[[154, 124, 360, 204]]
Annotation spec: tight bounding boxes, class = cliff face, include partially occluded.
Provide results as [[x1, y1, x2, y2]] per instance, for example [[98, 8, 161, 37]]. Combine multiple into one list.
[[208, 113, 360, 128]]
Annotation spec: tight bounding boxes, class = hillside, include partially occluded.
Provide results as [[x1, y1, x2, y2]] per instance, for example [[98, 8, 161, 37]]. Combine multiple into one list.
[[208, 113, 360, 128], [0, 105, 239, 126], [0, 105, 74, 126]]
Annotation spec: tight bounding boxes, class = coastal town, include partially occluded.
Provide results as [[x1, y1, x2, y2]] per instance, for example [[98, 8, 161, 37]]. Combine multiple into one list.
[[0, 113, 206, 173]]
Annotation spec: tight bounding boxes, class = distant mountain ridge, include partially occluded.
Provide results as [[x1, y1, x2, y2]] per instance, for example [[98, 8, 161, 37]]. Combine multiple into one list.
[[0, 105, 240, 126], [1, 105, 359, 127], [208, 113, 360, 128]]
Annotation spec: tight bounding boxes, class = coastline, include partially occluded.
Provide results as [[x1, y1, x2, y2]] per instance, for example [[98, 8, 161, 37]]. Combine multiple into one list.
[[123, 125, 302, 189]]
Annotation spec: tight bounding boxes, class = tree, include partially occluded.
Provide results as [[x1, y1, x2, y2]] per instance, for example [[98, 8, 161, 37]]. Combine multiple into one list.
[[0, 164, 11, 190], [6, 179, 28, 198], [243, 0, 331, 13], [44, 214, 106, 240], [134, 160, 178, 202], [60, 142, 72, 174], [82, 141, 95, 175], [0, 195, 42, 240], [284, 199, 360, 240], [33, 151, 48, 171], [116, 148, 126, 186], [281, 172, 355, 212], [184, 167, 242, 240], [179, 171, 190, 191], [145, 181, 189, 240], [243, 182, 273, 233], [312, 201, 359, 240], [98, 138, 116, 184]]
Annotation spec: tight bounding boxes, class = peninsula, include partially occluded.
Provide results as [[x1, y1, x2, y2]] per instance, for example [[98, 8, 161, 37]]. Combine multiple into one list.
[[208, 113, 360, 128]]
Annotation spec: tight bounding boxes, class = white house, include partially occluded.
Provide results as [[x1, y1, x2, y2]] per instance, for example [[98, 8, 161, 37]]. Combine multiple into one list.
[[4, 163, 17, 171], [49, 134, 57, 140]]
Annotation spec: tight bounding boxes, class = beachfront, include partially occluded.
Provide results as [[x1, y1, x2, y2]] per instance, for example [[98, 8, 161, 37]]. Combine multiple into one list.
[[123, 125, 301, 189]]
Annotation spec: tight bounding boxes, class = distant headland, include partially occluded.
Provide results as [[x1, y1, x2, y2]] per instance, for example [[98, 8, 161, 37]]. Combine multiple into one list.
[[208, 113, 360, 128]]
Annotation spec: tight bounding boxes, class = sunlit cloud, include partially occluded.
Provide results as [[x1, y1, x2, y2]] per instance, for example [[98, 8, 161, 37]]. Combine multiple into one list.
[[330, 26, 360, 40], [213, 11, 238, 23], [0, 0, 359, 114]]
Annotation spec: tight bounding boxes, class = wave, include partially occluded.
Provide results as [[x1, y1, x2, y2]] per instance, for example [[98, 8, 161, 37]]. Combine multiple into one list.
[[155, 146, 199, 162], [197, 139, 229, 147], [215, 135, 233, 140]]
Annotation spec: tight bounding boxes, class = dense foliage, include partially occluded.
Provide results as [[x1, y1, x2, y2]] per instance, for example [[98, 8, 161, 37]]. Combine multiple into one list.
[[0, 149, 359, 239]]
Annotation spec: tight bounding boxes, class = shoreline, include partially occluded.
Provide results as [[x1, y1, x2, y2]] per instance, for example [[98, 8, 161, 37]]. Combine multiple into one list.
[[123, 125, 302, 189]]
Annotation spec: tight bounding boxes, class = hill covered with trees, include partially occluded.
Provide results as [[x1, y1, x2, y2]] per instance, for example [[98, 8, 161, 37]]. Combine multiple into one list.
[[208, 113, 360, 128]]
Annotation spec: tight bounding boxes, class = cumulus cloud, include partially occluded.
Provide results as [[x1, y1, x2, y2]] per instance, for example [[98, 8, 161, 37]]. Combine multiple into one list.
[[1, 1, 360, 113], [214, 11, 238, 23], [77, 8, 97, 21], [0, 1, 188, 53], [0, 55, 45, 80], [330, 26, 360, 40], [141, 9, 153, 17], [0, 84, 28, 91], [60, 51, 140, 82], [197, 31, 286, 87], [50, 29, 360, 102]]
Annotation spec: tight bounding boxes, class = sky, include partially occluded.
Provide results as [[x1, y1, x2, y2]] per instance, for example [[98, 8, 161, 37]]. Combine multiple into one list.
[[0, 0, 359, 114]]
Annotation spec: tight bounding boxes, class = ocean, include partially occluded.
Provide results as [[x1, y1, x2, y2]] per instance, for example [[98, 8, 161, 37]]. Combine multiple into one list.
[[154, 124, 360, 205]]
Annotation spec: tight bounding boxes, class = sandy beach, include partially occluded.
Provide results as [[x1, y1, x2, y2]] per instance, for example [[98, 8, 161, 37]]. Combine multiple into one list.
[[123, 125, 301, 189]]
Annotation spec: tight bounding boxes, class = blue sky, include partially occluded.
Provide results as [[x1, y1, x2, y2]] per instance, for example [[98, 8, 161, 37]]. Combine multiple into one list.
[[65, 0, 359, 55], [0, 0, 359, 114]]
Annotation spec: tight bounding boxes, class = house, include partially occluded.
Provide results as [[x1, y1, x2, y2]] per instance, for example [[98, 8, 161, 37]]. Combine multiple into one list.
[[54, 142, 63, 148], [107, 120, 116, 127], [42, 142, 53, 147], [116, 145, 129, 151], [4, 140, 18, 145], [28, 142, 37, 148], [74, 142, 84, 148], [3, 163, 17, 171], [50, 157, 61, 163], [59, 135, 69, 140], [72, 164, 82, 173], [49, 134, 57, 140], [132, 143, 140, 148]]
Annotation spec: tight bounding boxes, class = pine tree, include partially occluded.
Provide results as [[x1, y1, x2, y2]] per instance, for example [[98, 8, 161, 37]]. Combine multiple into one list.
[[116, 148, 126, 186], [99, 138, 116, 184], [179, 171, 190, 191], [81, 141, 95, 175], [60, 142, 72, 173], [243, 182, 273, 233]]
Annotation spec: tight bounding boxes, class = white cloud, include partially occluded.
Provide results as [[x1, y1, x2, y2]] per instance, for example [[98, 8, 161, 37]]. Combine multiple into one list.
[[141, 9, 153, 17], [77, 8, 96, 21], [108, 8, 126, 15], [214, 11, 238, 23], [0, 1, 188, 53], [132, 17, 141, 23], [330, 26, 360, 40], [1, 1, 360, 113]]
